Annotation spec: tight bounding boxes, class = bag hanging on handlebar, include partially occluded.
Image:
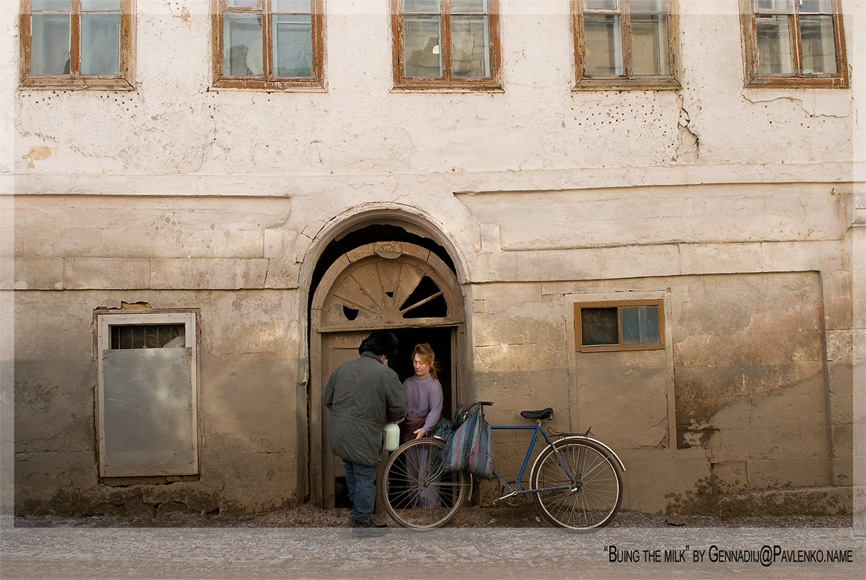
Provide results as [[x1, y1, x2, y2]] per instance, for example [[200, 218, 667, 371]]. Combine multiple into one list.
[[442, 406, 493, 479]]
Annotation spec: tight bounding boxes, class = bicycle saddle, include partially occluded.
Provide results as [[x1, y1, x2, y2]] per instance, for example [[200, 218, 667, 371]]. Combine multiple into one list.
[[520, 408, 554, 421]]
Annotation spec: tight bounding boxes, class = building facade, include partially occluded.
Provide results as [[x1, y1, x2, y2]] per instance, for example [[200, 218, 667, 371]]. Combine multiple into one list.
[[2, 0, 864, 518]]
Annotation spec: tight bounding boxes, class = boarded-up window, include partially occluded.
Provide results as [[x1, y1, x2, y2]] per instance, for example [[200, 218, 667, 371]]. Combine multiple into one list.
[[96, 311, 199, 478]]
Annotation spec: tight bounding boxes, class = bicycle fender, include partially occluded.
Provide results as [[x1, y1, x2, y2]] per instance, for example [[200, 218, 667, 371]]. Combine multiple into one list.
[[554, 436, 627, 472]]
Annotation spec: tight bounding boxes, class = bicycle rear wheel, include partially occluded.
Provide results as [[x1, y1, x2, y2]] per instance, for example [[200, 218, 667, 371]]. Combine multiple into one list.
[[530, 438, 622, 531], [382, 437, 471, 528]]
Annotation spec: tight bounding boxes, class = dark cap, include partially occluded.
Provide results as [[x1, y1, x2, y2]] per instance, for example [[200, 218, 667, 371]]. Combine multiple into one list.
[[359, 330, 399, 359]]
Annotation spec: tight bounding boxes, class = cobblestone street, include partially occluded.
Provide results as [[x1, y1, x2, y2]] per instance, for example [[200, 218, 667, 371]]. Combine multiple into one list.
[[2, 515, 865, 580]]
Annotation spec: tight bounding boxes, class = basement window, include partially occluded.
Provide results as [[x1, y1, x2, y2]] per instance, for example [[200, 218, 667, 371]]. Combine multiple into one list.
[[575, 300, 664, 352], [96, 311, 199, 478]]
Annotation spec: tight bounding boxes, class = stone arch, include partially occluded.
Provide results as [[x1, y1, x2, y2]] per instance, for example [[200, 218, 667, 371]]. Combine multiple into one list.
[[301, 209, 469, 507]]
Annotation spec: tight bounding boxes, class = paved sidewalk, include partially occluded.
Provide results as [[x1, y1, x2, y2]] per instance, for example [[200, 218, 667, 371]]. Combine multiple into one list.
[[2, 517, 865, 580]]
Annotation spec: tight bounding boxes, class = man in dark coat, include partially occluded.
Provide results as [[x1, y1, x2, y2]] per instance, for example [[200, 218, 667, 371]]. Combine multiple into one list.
[[324, 330, 408, 537]]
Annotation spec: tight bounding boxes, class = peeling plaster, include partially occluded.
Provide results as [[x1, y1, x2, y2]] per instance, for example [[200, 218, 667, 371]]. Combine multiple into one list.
[[24, 146, 51, 169]]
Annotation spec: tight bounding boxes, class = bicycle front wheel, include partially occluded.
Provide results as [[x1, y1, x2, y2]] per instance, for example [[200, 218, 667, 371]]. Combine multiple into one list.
[[530, 438, 622, 531], [382, 437, 471, 529]]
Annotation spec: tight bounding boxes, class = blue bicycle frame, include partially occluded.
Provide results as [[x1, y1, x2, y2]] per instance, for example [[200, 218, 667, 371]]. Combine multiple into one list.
[[489, 424, 575, 502]]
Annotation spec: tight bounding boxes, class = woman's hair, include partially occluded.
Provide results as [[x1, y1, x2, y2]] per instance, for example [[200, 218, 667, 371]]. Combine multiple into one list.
[[412, 343, 438, 380]]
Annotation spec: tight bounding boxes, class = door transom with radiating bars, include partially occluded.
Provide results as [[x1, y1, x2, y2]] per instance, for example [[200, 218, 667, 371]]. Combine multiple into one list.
[[315, 241, 462, 331]]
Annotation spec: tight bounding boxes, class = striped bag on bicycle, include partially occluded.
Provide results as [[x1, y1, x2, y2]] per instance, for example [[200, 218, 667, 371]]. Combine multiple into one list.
[[442, 406, 493, 479]]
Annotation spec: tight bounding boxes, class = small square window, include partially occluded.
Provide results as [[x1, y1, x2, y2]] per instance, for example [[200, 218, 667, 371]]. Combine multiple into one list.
[[575, 300, 664, 352]]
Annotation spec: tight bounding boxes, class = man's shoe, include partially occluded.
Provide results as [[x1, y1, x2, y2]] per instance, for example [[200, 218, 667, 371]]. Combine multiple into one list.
[[352, 520, 390, 538]]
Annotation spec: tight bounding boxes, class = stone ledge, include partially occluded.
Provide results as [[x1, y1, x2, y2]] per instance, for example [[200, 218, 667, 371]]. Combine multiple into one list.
[[718, 486, 854, 518]]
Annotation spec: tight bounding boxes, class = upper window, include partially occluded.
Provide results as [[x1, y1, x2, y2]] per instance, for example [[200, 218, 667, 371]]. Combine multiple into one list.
[[739, 0, 848, 88], [391, 0, 501, 91], [19, 0, 134, 90], [212, 0, 325, 90], [573, 0, 680, 90], [575, 300, 665, 352]]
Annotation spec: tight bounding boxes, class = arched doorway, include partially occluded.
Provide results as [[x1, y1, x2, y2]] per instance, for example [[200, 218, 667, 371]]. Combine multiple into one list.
[[309, 241, 466, 508]]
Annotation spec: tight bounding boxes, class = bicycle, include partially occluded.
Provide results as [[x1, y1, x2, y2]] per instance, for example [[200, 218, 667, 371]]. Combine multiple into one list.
[[381, 401, 625, 531]]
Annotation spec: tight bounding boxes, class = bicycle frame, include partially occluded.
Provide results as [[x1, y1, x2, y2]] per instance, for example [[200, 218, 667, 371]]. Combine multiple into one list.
[[489, 424, 563, 502], [488, 424, 626, 503]]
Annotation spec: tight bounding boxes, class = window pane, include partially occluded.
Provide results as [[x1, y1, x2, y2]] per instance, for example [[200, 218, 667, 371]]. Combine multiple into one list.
[[403, 16, 442, 77], [223, 14, 262, 76], [226, 0, 259, 7], [630, 13, 668, 75], [756, 15, 794, 74], [273, 0, 311, 13], [81, 0, 121, 10], [586, 0, 617, 10], [756, 0, 793, 12], [451, 0, 486, 13], [631, 0, 666, 13], [30, 14, 70, 75], [798, 0, 833, 13], [621, 306, 660, 345], [32, 0, 71, 9], [583, 14, 623, 76], [451, 15, 490, 78], [404, 0, 440, 13], [80, 13, 120, 75], [273, 15, 313, 77], [800, 15, 837, 73], [581, 308, 618, 346]]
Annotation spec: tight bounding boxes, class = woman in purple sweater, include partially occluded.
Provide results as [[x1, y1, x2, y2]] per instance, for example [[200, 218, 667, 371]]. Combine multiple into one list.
[[401, 343, 444, 441], [400, 343, 444, 508]]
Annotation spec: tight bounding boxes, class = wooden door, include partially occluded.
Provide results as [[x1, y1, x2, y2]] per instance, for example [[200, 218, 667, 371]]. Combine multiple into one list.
[[310, 241, 465, 507], [320, 331, 369, 509]]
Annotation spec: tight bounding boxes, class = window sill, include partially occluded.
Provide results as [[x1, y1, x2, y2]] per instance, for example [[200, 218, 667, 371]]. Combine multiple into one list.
[[19, 77, 136, 91], [211, 78, 326, 92], [391, 81, 504, 93], [577, 344, 665, 353], [573, 77, 681, 91], [391, 87, 504, 94], [744, 75, 849, 89]]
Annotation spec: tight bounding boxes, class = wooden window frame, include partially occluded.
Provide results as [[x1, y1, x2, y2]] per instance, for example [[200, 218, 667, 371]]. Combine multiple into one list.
[[211, 0, 326, 91], [575, 299, 665, 352], [19, 0, 135, 91], [738, 0, 848, 88], [391, 0, 502, 92], [572, 0, 681, 91]]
